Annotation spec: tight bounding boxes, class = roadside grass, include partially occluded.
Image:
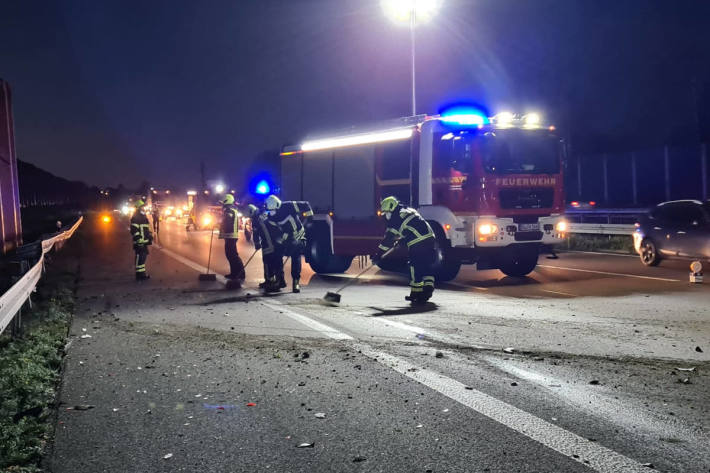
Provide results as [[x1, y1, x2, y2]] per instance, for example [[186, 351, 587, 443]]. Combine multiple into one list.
[[0, 269, 76, 472], [564, 234, 635, 254]]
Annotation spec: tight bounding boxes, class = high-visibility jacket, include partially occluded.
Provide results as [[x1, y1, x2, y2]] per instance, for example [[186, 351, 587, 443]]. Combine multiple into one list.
[[270, 201, 313, 244], [378, 206, 434, 252], [130, 212, 153, 246], [219, 204, 239, 239], [252, 211, 281, 255]]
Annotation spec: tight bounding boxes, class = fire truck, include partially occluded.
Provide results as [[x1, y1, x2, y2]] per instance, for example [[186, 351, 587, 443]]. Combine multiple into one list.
[[280, 107, 567, 280]]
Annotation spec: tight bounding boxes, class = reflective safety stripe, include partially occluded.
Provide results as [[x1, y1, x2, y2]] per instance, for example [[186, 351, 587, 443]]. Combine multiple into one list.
[[399, 214, 417, 234], [386, 227, 401, 236], [410, 286, 424, 292], [409, 266, 416, 284], [378, 244, 390, 251], [407, 232, 434, 247], [423, 276, 435, 287]]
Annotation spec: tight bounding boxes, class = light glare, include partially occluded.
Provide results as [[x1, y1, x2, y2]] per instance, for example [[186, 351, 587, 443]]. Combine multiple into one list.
[[301, 128, 413, 152], [382, 0, 442, 23]]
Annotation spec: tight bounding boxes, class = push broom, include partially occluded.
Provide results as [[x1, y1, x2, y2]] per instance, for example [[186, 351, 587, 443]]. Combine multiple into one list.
[[323, 248, 393, 304]]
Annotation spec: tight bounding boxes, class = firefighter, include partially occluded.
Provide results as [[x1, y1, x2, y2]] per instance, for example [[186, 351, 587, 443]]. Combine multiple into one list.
[[151, 206, 160, 234], [247, 204, 285, 290], [130, 199, 153, 281], [219, 194, 245, 283], [264, 195, 313, 293], [374, 196, 436, 304]]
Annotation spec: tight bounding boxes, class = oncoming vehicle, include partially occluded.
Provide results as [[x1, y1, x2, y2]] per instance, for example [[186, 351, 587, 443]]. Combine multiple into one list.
[[280, 108, 567, 280], [634, 200, 710, 266]]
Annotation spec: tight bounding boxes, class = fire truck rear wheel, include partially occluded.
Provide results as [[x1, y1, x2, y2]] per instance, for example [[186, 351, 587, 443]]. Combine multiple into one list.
[[499, 249, 539, 278], [307, 228, 353, 274]]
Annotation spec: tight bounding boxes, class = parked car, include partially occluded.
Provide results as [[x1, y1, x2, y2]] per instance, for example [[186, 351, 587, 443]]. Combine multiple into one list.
[[634, 200, 710, 266]]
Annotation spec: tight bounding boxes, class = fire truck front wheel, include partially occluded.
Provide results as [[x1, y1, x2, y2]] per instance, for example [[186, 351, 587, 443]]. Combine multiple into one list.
[[499, 247, 539, 278], [430, 223, 461, 282]]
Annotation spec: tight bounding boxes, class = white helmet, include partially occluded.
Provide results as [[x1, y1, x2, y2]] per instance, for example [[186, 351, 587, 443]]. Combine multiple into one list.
[[265, 195, 282, 211]]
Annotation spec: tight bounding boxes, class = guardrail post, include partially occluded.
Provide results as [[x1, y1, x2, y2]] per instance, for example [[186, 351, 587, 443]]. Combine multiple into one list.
[[664, 145, 671, 201], [631, 152, 638, 205]]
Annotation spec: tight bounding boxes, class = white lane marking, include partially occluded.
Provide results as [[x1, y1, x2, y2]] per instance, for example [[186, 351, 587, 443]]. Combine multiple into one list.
[[157, 246, 227, 284], [158, 242, 655, 471], [563, 250, 638, 259], [541, 289, 578, 297], [446, 281, 489, 291], [260, 302, 353, 341], [362, 347, 653, 473], [538, 265, 680, 282]]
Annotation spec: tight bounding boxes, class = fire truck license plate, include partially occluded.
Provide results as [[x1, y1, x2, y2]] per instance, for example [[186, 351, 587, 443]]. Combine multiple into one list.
[[519, 223, 539, 231]]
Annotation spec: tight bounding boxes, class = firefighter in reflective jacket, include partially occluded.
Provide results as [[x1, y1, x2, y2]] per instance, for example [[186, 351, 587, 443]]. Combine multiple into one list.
[[130, 199, 153, 280], [247, 204, 285, 290], [219, 194, 245, 283], [374, 196, 436, 304], [264, 195, 313, 293]]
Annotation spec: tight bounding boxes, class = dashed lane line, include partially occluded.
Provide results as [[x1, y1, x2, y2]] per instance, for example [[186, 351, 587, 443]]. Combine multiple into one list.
[[538, 265, 680, 282], [158, 244, 655, 472]]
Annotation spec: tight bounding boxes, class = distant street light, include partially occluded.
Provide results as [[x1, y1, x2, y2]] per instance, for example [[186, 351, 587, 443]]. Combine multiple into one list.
[[215, 184, 225, 194], [382, 0, 442, 116]]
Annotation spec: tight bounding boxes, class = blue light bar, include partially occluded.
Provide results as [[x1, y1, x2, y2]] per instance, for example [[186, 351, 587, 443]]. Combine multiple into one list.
[[440, 105, 489, 127], [255, 180, 271, 195]]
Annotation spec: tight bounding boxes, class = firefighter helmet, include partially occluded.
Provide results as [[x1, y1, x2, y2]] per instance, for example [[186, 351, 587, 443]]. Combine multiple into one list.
[[265, 195, 282, 211], [247, 204, 259, 217], [380, 196, 399, 213], [134, 199, 145, 208], [221, 193, 235, 205]]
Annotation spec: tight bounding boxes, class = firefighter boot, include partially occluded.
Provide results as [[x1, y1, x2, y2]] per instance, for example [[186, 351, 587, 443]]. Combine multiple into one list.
[[292, 278, 301, 294], [264, 278, 281, 293], [422, 286, 434, 302]]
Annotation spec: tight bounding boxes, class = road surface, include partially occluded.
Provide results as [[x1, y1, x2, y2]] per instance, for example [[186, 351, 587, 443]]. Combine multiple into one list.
[[48, 215, 710, 472]]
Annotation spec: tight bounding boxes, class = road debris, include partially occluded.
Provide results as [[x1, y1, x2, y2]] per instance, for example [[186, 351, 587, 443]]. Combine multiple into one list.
[[246, 402, 256, 407], [314, 412, 326, 419], [435, 351, 444, 358], [296, 442, 315, 448], [68, 405, 95, 411], [80, 334, 92, 339], [353, 456, 367, 463], [503, 347, 514, 354], [589, 380, 600, 385], [163, 453, 173, 460], [695, 346, 703, 353], [675, 367, 695, 372]]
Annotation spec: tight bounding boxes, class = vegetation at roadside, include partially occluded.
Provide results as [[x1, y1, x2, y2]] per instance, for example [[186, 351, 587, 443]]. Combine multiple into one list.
[[0, 276, 75, 472], [563, 234, 635, 254]]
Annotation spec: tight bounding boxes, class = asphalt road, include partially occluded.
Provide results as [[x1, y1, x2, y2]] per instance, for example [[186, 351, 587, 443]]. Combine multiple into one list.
[[48, 215, 710, 472]]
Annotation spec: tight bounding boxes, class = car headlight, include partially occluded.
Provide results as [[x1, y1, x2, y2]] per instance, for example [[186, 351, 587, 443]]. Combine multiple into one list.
[[478, 223, 498, 235], [555, 221, 567, 232]]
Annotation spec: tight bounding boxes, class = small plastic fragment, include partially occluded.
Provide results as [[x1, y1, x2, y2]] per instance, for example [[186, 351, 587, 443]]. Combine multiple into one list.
[[246, 402, 256, 407], [314, 412, 326, 419], [80, 334, 92, 339], [296, 442, 315, 448], [163, 453, 173, 460], [503, 347, 514, 353]]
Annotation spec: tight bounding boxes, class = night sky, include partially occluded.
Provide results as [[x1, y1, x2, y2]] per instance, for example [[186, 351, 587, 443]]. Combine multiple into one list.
[[2, 0, 709, 190]]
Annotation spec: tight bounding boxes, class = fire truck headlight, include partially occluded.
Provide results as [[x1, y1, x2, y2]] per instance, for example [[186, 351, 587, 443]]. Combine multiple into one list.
[[478, 223, 498, 235], [555, 221, 567, 233], [202, 215, 212, 227], [495, 111, 514, 127]]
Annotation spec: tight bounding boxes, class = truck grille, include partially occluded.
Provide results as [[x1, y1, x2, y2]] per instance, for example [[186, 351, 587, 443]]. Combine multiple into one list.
[[499, 189, 553, 209]]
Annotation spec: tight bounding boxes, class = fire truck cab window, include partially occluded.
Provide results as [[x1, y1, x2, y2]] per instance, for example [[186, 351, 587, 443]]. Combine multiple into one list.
[[437, 129, 560, 175], [481, 130, 560, 174]]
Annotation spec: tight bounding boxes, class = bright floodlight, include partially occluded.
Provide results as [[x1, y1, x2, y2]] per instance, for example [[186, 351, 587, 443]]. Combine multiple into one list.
[[523, 113, 541, 128], [495, 111, 514, 127], [215, 184, 225, 194], [382, 0, 442, 23]]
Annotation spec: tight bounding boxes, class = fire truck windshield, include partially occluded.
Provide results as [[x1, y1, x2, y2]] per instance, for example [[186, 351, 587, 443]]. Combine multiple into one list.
[[438, 129, 561, 175]]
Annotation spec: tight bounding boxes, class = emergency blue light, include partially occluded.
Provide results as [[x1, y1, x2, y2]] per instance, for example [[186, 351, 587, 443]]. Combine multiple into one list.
[[440, 105, 489, 127], [255, 180, 271, 195]]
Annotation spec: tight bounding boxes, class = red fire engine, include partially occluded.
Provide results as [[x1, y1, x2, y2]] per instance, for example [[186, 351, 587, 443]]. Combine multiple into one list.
[[280, 107, 567, 280]]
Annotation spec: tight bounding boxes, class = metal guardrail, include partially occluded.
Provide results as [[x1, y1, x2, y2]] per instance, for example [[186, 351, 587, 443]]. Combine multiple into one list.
[[567, 223, 636, 235], [565, 208, 646, 236], [0, 216, 83, 335]]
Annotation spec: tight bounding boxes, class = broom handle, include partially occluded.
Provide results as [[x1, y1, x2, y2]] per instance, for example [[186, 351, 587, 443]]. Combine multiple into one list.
[[243, 248, 259, 270], [334, 248, 394, 294], [205, 226, 215, 274]]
